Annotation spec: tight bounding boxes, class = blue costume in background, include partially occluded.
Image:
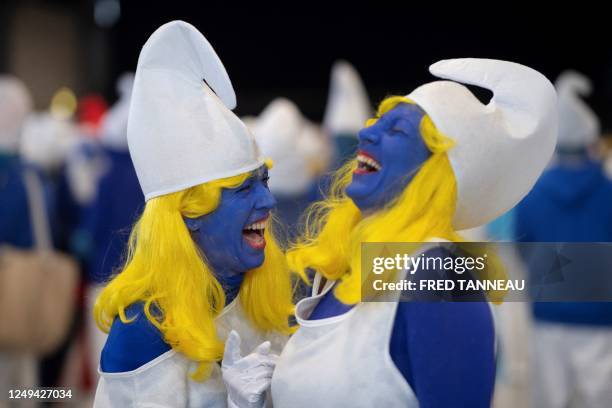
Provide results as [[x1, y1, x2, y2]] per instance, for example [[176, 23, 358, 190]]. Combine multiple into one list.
[[274, 190, 315, 240], [0, 154, 34, 247], [0, 153, 53, 248], [81, 147, 144, 283], [516, 159, 612, 325]]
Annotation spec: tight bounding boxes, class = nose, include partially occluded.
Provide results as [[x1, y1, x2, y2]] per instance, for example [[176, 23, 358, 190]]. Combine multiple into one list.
[[358, 124, 381, 146], [255, 183, 277, 211]]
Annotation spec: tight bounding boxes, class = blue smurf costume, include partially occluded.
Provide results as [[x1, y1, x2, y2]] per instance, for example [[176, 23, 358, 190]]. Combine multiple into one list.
[[93, 21, 294, 408], [0, 76, 40, 248], [270, 59, 557, 407]]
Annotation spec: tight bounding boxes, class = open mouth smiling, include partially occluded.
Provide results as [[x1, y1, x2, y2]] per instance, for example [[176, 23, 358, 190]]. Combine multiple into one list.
[[242, 215, 268, 250], [354, 150, 382, 175]]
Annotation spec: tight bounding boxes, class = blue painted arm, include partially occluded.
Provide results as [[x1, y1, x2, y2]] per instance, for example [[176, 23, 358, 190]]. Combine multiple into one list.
[[391, 246, 496, 407], [390, 299, 495, 407]]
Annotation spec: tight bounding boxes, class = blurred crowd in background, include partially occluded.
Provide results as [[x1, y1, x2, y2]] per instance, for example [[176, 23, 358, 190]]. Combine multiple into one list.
[[2, 1, 612, 407]]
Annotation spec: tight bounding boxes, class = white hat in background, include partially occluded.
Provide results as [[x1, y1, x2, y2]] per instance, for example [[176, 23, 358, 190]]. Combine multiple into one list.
[[240, 115, 258, 131], [100, 72, 135, 150], [408, 58, 558, 230], [323, 61, 371, 136], [0, 75, 33, 153], [20, 112, 78, 171], [128, 20, 263, 201], [555, 70, 600, 150], [299, 121, 331, 177], [251, 98, 315, 195]]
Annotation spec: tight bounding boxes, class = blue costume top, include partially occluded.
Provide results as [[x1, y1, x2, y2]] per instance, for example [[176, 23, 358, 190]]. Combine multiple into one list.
[[54, 167, 80, 253], [0, 154, 34, 248], [100, 303, 170, 372], [515, 159, 612, 326], [309, 247, 495, 408], [81, 147, 144, 283], [101, 274, 245, 372], [0, 153, 53, 248]]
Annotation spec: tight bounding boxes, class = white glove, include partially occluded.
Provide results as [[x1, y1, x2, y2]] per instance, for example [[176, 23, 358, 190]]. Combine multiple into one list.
[[222, 330, 278, 408]]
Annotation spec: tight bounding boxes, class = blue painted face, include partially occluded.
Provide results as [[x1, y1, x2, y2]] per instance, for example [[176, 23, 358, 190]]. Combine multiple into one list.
[[346, 103, 431, 212], [184, 166, 276, 279]]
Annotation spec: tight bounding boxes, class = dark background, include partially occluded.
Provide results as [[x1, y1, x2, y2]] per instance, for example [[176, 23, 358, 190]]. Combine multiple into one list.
[[2, 1, 611, 130]]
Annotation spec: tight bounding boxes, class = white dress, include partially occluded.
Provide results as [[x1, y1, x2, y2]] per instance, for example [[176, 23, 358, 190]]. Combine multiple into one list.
[[271, 274, 419, 408], [94, 296, 286, 408]]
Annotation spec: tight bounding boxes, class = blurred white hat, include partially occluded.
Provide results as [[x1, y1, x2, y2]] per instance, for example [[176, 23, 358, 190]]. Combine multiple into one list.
[[299, 121, 330, 176], [555, 70, 599, 150], [100, 72, 134, 149], [240, 115, 258, 130], [128, 21, 263, 201], [20, 112, 78, 171], [0, 76, 33, 153], [323, 61, 371, 136], [408, 58, 558, 230], [252, 98, 316, 195]]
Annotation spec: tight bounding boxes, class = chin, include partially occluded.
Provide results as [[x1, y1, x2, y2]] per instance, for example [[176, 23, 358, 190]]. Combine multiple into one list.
[[346, 182, 366, 200], [245, 260, 264, 271], [347, 184, 373, 210], [240, 253, 265, 271]]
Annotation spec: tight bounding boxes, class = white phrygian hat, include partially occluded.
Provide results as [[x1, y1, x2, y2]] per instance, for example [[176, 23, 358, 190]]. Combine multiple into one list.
[[323, 60, 371, 136], [128, 21, 263, 201], [555, 70, 599, 149], [407, 58, 558, 230], [252, 98, 322, 195], [0, 75, 32, 153], [100, 72, 134, 150]]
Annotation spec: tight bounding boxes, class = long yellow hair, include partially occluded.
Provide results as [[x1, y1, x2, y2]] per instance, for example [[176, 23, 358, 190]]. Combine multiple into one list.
[[288, 96, 503, 304], [94, 169, 295, 380]]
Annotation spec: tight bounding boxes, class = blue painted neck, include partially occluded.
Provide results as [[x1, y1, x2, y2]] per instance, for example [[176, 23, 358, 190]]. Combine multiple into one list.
[[214, 270, 245, 306]]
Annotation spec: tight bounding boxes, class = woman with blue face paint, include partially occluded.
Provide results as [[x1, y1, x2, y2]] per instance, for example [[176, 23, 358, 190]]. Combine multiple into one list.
[[269, 59, 558, 407], [93, 21, 294, 407]]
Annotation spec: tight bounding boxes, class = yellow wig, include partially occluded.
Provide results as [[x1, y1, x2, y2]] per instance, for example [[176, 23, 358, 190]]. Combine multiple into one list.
[[288, 96, 505, 304], [94, 168, 295, 380]]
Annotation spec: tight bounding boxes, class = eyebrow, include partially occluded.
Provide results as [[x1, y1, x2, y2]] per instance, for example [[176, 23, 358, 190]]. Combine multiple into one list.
[[395, 116, 421, 128], [388, 108, 422, 127]]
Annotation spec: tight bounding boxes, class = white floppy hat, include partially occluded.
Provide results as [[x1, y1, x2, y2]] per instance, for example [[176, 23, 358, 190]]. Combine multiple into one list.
[[128, 21, 263, 201], [407, 58, 558, 230], [555, 70, 599, 150], [0, 76, 32, 153], [323, 61, 371, 136], [251, 98, 316, 195]]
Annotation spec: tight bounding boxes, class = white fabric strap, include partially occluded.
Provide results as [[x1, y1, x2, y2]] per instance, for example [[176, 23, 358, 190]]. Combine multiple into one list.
[[22, 168, 52, 251]]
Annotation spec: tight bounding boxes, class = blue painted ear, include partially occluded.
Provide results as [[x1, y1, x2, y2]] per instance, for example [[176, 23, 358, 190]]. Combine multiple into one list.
[[183, 217, 201, 232]]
